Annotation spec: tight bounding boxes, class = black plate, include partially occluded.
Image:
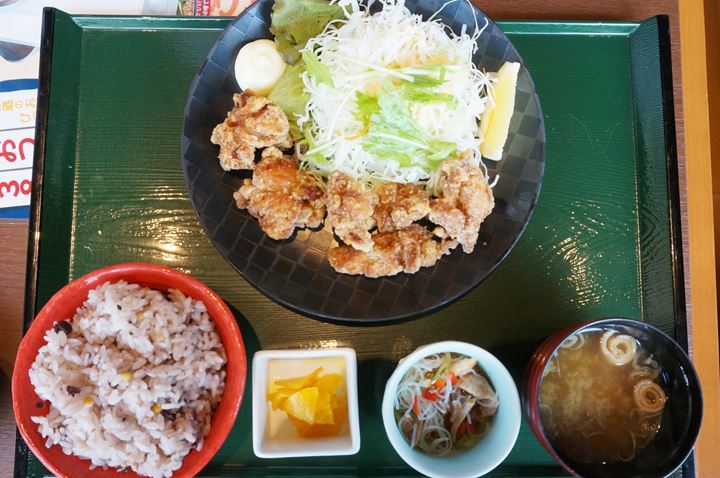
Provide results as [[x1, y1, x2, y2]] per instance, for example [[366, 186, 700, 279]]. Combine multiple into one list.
[[181, 0, 545, 323]]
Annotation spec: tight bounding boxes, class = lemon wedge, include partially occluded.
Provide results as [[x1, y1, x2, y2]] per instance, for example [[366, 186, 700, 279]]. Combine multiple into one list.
[[234, 39, 286, 96], [480, 61, 520, 160]]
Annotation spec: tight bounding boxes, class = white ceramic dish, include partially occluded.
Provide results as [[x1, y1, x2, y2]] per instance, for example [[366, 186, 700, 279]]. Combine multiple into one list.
[[252, 347, 360, 458], [381, 341, 521, 478]]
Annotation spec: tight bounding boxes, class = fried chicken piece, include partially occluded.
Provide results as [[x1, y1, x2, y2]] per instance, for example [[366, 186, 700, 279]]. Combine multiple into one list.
[[328, 224, 457, 278], [211, 92, 293, 171], [233, 147, 324, 240], [374, 182, 431, 233], [428, 153, 494, 253], [326, 171, 378, 252]]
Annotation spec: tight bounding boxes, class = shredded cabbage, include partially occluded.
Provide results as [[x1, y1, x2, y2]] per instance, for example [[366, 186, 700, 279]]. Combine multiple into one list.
[[297, 0, 491, 185]]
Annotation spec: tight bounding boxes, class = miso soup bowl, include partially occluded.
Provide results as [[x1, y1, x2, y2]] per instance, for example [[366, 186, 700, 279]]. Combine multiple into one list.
[[523, 318, 703, 478], [382, 341, 521, 478]]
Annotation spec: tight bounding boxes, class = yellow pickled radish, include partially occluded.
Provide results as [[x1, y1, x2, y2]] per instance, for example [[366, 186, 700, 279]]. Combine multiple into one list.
[[268, 368, 347, 434], [267, 387, 295, 410], [314, 373, 343, 393], [283, 387, 320, 424], [234, 39, 287, 96], [480, 61, 520, 160], [274, 367, 323, 390], [313, 390, 335, 425]]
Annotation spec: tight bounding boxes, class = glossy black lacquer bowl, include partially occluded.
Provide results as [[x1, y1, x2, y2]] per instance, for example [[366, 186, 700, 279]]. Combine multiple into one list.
[[181, 0, 545, 322], [523, 318, 703, 478]]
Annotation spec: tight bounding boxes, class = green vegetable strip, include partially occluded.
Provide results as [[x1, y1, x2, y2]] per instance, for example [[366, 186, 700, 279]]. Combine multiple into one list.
[[301, 50, 335, 87], [400, 65, 457, 106], [404, 64, 447, 88], [432, 353, 452, 382], [302, 128, 328, 165], [402, 86, 457, 107]]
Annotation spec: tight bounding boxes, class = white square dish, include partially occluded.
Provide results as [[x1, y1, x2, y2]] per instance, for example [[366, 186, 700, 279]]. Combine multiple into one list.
[[252, 347, 360, 458]]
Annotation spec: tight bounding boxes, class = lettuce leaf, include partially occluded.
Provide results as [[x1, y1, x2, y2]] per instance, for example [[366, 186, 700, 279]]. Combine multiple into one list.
[[302, 127, 328, 165], [360, 84, 456, 169], [268, 63, 308, 140], [301, 50, 334, 87], [270, 0, 345, 64], [353, 91, 379, 127]]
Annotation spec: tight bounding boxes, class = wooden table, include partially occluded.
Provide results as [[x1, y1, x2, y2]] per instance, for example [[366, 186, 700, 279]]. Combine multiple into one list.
[[1, 1, 717, 477]]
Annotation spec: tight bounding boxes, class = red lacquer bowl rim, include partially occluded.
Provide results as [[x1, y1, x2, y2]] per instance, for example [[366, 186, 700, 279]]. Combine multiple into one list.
[[523, 321, 585, 476], [12, 262, 247, 478]]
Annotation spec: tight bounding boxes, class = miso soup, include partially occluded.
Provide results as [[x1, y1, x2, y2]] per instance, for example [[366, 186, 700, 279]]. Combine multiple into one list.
[[538, 328, 668, 465]]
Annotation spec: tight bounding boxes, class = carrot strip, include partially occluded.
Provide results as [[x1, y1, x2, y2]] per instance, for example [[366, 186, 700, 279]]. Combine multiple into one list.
[[412, 395, 420, 416]]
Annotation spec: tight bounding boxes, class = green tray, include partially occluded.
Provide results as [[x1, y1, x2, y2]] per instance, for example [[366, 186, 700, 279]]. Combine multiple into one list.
[[17, 9, 687, 478]]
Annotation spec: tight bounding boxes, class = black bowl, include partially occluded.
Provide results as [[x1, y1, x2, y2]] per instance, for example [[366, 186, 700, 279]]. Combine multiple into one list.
[[181, 0, 545, 322], [523, 318, 703, 478]]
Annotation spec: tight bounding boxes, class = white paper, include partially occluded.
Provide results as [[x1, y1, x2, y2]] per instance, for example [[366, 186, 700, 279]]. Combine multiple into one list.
[[0, 1, 176, 212], [0, 88, 37, 130], [0, 0, 177, 46], [0, 168, 33, 208], [0, 127, 34, 172]]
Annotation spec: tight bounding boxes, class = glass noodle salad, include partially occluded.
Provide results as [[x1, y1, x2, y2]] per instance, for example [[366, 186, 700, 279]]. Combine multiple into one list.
[[267, 0, 500, 188], [394, 353, 499, 456]]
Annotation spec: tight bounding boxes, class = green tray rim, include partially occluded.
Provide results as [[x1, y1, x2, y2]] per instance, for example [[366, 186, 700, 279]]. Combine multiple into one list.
[[15, 9, 690, 478]]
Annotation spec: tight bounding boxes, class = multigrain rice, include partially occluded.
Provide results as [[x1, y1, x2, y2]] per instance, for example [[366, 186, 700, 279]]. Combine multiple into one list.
[[29, 281, 227, 478]]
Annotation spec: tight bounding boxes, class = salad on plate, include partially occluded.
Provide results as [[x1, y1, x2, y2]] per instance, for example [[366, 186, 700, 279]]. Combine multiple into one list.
[[210, 0, 519, 278]]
